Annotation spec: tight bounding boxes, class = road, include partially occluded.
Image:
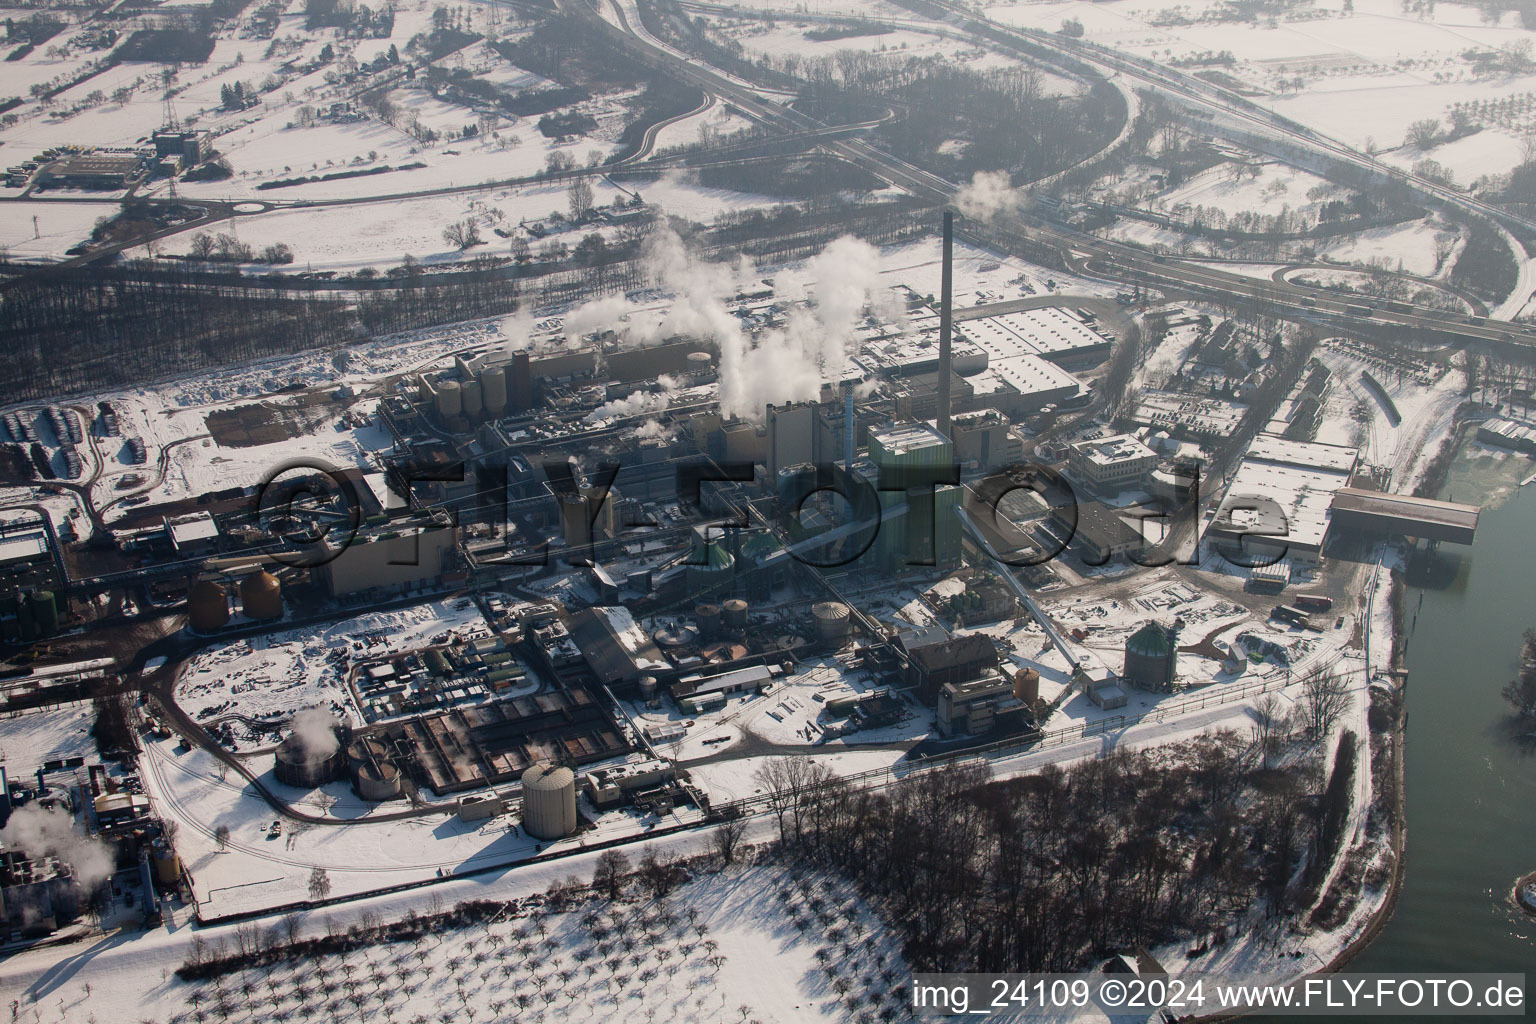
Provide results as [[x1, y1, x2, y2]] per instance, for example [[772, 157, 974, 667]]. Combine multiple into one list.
[[550, 0, 1536, 355]]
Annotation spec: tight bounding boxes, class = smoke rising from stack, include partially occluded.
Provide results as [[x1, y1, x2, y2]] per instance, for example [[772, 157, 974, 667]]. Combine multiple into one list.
[[0, 805, 115, 889], [561, 225, 892, 422], [584, 389, 669, 425], [954, 170, 1023, 222], [288, 708, 340, 760], [498, 311, 535, 351]]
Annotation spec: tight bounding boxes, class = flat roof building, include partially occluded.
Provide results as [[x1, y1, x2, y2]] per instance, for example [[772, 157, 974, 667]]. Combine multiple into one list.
[[1204, 434, 1359, 566], [1067, 433, 1158, 495]]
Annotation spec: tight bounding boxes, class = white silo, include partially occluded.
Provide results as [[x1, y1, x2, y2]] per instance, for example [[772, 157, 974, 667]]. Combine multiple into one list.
[[462, 378, 484, 420], [482, 367, 508, 417], [436, 380, 463, 421], [521, 762, 577, 839]]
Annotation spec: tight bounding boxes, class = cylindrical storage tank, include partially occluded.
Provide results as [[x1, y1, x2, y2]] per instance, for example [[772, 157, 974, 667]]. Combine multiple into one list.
[[462, 378, 484, 419], [354, 761, 403, 801], [240, 571, 283, 620], [152, 842, 181, 885], [521, 762, 577, 840], [638, 675, 658, 701], [723, 599, 749, 630], [273, 732, 346, 789], [687, 351, 713, 369], [436, 380, 462, 421], [695, 602, 722, 639], [1123, 622, 1177, 692], [813, 601, 851, 643], [186, 580, 229, 633], [28, 590, 58, 635], [482, 367, 508, 416], [1012, 666, 1040, 704]]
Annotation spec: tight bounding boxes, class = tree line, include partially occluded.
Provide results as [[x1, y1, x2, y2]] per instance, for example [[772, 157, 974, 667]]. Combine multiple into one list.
[[751, 726, 1337, 973]]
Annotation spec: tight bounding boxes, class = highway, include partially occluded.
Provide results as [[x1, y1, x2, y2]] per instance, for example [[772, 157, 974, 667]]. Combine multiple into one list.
[[554, 0, 1536, 352]]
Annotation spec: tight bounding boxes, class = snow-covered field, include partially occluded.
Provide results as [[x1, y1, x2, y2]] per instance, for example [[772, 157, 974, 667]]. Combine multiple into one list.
[[0, 703, 97, 771], [0, 851, 907, 1024], [985, 0, 1536, 180]]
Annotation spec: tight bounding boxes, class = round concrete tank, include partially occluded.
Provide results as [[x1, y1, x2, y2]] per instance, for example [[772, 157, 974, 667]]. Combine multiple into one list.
[[186, 579, 229, 633], [695, 602, 722, 639], [687, 351, 713, 368], [521, 762, 577, 840], [354, 760, 402, 801], [240, 571, 283, 621], [638, 675, 658, 701], [722, 598, 749, 630], [462, 378, 484, 419], [347, 735, 401, 799], [813, 601, 851, 643], [435, 379, 463, 421], [653, 623, 699, 648], [1012, 666, 1040, 704], [274, 731, 346, 789], [481, 367, 508, 416]]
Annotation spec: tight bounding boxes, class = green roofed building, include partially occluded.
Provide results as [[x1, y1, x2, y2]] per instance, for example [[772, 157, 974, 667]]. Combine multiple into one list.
[[1123, 621, 1177, 692]]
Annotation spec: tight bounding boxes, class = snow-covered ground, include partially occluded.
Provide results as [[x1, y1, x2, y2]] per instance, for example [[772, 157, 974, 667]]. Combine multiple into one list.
[[173, 596, 489, 739], [985, 0, 1536, 180], [0, 852, 907, 1024], [0, 703, 97, 772]]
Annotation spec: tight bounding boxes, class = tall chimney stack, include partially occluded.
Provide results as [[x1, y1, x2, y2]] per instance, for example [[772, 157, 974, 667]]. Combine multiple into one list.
[[936, 210, 954, 440]]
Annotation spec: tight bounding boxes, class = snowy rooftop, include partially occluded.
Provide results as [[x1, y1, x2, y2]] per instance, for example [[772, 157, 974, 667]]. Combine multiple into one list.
[[973, 352, 1080, 399], [1070, 433, 1156, 467], [960, 306, 1108, 359], [870, 420, 950, 456], [0, 529, 49, 563]]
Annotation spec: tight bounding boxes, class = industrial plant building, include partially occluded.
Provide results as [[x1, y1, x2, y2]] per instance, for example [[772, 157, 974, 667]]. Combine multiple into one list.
[[1066, 433, 1158, 495], [318, 526, 457, 597], [865, 422, 962, 572], [1203, 434, 1359, 566]]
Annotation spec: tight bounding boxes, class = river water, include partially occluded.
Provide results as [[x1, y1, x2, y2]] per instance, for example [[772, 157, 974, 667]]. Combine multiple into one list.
[[1348, 459, 1536, 975]]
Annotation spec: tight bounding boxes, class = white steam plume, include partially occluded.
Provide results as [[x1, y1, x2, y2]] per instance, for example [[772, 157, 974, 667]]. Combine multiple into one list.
[[0, 805, 115, 889], [499, 310, 535, 351], [288, 708, 339, 759], [584, 389, 669, 424], [954, 170, 1022, 222], [556, 225, 889, 423], [563, 295, 632, 345]]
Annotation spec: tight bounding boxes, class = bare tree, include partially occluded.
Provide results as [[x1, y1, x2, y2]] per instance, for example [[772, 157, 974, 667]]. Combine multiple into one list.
[[753, 757, 832, 844], [568, 176, 594, 222], [1299, 665, 1350, 741], [710, 816, 748, 868], [1252, 692, 1288, 768], [442, 219, 482, 250], [308, 866, 332, 902], [591, 849, 629, 899], [214, 825, 230, 852]]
